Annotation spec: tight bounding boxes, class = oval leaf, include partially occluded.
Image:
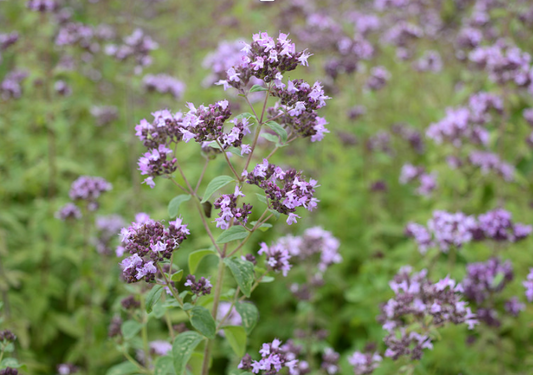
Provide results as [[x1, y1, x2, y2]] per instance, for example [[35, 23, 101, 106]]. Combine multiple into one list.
[[235, 302, 259, 335], [260, 133, 279, 143], [171, 269, 184, 282], [190, 306, 216, 339], [121, 320, 143, 340], [154, 356, 175, 375], [146, 285, 164, 313], [216, 226, 248, 244], [189, 249, 217, 274], [223, 325, 247, 357], [223, 258, 255, 297], [173, 332, 204, 375], [105, 361, 138, 375], [201, 176, 235, 203], [249, 84, 268, 93], [265, 121, 287, 144], [168, 195, 192, 218]]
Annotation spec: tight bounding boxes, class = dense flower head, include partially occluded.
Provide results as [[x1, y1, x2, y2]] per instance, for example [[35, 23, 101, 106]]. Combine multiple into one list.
[[523, 108, 533, 126], [94, 215, 125, 255], [463, 257, 513, 304], [26, 0, 57, 12], [56, 363, 79, 375], [0, 330, 16, 343], [1, 70, 28, 100], [505, 297, 525, 317], [468, 151, 514, 181], [90, 105, 118, 126], [278, 227, 341, 274], [216, 31, 311, 92], [105, 28, 158, 73], [0, 32, 19, 51], [392, 123, 425, 154], [413, 50, 443, 72], [69, 176, 112, 210], [143, 74, 186, 99], [365, 66, 390, 91], [149, 340, 172, 356], [475, 208, 532, 242], [238, 338, 299, 375], [258, 242, 292, 276], [399, 164, 437, 196], [138, 144, 177, 188], [135, 109, 186, 149], [203, 40, 248, 86], [426, 107, 488, 147], [55, 203, 82, 221], [108, 316, 122, 338], [55, 22, 97, 51], [121, 295, 140, 310], [378, 267, 477, 361], [523, 269, 533, 302], [0, 368, 18, 375], [118, 216, 189, 283], [213, 186, 253, 230], [347, 105, 366, 121], [348, 351, 382, 375], [184, 275, 212, 296], [270, 79, 331, 115], [321, 348, 340, 375], [267, 102, 329, 142], [244, 160, 318, 225]]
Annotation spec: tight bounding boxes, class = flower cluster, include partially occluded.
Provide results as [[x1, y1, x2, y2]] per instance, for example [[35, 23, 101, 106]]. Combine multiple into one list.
[[278, 227, 341, 275], [149, 340, 172, 356], [244, 159, 319, 225], [321, 348, 340, 375], [378, 267, 477, 360], [0, 368, 19, 375], [143, 74, 186, 99], [118, 215, 189, 283], [523, 269, 533, 302], [55, 203, 82, 221], [90, 106, 118, 126], [213, 186, 253, 230], [0, 330, 16, 343], [413, 50, 443, 72], [105, 28, 158, 74], [26, 0, 57, 12], [348, 351, 382, 375], [57, 364, 79, 375], [138, 144, 177, 188], [258, 242, 292, 277], [1, 70, 28, 100], [94, 215, 125, 255], [267, 103, 329, 142], [68, 175, 112, 211], [238, 339, 298, 375], [184, 275, 212, 296], [399, 164, 437, 196], [216, 32, 311, 92], [365, 66, 390, 91], [407, 209, 531, 253], [463, 258, 513, 304], [468, 151, 514, 181], [0, 31, 18, 64]]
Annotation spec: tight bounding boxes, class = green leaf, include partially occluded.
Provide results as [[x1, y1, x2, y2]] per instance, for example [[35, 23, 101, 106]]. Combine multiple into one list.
[[173, 332, 204, 375], [121, 320, 143, 340], [171, 269, 184, 282], [201, 176, 235, 203], [190, 306, 216, 339], [492, 272, 505, 288], [234, 112, 257, 123], [146, 285, 164, 313], [216, 226, 249, 244], [223, 325, 247, 356], [250, 84, 268, 93], [168, 195, 192, 218], [235, 302, 259, 334], [260, 133, 279, 143], [183, 303, 194, 311], [260, 276, 275, 283], [105, 361, 139, 375], [188, 249, 217, 274], [265, 121, 287, 144], [256, 194, 267, 204], [0, 358, 25, 369], [223, 258, 255, 297], [227, 147, 244, 157], [268, 209, 280, 220], [250, 221, 272, 232], [154, 356, 175, 375]]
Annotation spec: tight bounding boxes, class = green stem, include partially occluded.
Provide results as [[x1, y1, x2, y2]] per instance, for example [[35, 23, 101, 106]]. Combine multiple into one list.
[[139, 295, 150, 364]]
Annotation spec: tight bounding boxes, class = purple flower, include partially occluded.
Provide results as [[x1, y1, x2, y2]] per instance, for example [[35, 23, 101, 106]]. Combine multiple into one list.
[[463, 257, 513, 305], [505, 297, 525, 317], [365, 66, 390, 91], [69, 176, 112, 211], [90, 106, 118, 126], [214, 186, 253, 230], [348, 351, 382, 375], [239, 339, 298, 375], [1, 70, 28, 100], [184, 275, 212, 296], [143, 74, 186, 99], [55, 203, 82, 221], [523, 269, 533, 302], [258, 242, 292, 277], [149, 340, 172, 356]]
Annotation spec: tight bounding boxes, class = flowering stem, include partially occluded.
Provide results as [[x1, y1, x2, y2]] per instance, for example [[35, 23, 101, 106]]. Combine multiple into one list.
[[216, 139, 241, 180], [139, 295, 151, 364], [156, 263, 191, 319], [243, 83, 272, 172], [201, 259, 226, 375], [121, 348, 150, 374], [215, 287, 240, 331], [227, 211, 273, 258], [194, 159, 209, 195]]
